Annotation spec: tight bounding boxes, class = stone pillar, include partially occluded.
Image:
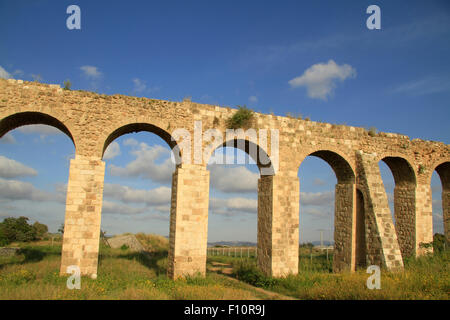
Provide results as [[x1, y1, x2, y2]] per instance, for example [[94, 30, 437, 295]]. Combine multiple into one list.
[[167, 164, 210, 279], [60, 155, 105, 277], [415, 184, 433, 255], [393, 185, 417, 258], [333, 183, 356, 272], [435, 162, 450, 244], [444, 189, 450, 244], [257, 172, 299, 277], [356, 152, 403, 271], [355, 189, 366, 269]]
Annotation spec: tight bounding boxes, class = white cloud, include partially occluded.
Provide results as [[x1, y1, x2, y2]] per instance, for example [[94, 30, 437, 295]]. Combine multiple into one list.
[[80, 65, 102, 79], [248, 96, 258, 103], [132, 78, 146, 93], [391, 76, 450, 96], [300, 191, 334, 206], [301, 206, 332, 218], [0, 177, 63, 202], [210, 197, 257, 216], [123, 138, 138, 146], [0, 66, 12, 79], [0, 156, 37, 179], [288, 60, 356, 100], [0, 133, 16, 144], [102, 200, 148, 215], [102, 200, 170, 220], [103, 183, 171, 206], [108, 143, 175, 183], [132, 78, 160, 94], [209, 165, 259, 193], [17, 124, 62, 136], [13, 69, 24, 77], [312, 178, 326, 186], [103, 141, 121, 160]]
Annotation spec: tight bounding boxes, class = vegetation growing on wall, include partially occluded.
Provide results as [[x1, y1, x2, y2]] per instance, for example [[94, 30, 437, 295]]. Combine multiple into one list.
[[63, 79, 71, 90], [226, 106, 254, 129]]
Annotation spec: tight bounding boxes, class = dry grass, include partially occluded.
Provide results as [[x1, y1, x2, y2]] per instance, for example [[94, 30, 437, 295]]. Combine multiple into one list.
[[229, 250, 450, 300], [135, 233, 169, 252], [2, 240, 447, 300], [0, 243, 282, 300]]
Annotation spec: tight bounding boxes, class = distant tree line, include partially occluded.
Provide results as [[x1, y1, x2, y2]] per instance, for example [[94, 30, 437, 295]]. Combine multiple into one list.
[[300, 243, 314, 249], [0, 216, 48, 246]]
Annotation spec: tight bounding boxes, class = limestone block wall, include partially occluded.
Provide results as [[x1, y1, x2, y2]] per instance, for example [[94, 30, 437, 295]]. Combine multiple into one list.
[[333, 183, 356, 272], [434, 162, 450, 243], [257, 175, 273, 275], [60, 155, 105, 277], [444, 190, 450, 243], [415, 184, 433, 255], [258, 173, 299, 277], [393, 186, 416, 258], [356, 152, 403, 270], [1, 79, 449, 278], [167, 164, 210, 279]]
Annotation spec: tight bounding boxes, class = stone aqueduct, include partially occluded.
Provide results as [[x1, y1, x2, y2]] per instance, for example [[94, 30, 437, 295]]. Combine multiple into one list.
[[0, 78, 449, 278]]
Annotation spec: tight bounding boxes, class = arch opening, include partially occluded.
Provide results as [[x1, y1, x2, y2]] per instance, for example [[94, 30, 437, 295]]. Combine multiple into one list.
[[0, 112, 75, 147], [381, 157, 416, 187], [205, 143, 263, 270], [308, 150, 355, 184], [210, 138, 275, 176], [100, 131, 176, 273], [378, 156, 417, 258], [434, 162, 450, 246], [298, 150, 356, 273], [102, 123, 179, 161], [0, 121, 75, 259]]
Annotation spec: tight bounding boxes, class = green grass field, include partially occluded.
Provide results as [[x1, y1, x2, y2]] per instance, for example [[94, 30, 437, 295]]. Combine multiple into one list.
[[0, 239, 285, 300], [0, 237, 448, 300], [224, 248, 450, 300]]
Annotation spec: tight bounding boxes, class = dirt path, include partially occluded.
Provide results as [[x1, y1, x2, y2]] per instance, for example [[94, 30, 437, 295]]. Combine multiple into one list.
[[207, 262, 297, 300]]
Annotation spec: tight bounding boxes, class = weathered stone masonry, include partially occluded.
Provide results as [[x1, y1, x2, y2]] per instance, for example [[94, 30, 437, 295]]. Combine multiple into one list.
[[1, 79, 449, 278]]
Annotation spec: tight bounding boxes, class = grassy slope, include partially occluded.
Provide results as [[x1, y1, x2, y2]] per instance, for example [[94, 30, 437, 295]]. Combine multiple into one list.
[[0, 238, 280, 300], [226, 250, 450, 300], [1, 237, 448, 300]]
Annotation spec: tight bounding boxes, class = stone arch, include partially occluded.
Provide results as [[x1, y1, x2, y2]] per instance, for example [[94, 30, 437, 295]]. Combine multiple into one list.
[[430, 161, 450, 190], [299, 149, 356, 183], [378, 155, 417, 258], [205, 137, 276, 275], [298, 149, 356, 272], [0, 111, 80, 275], [102, 122, 178, 156], [379, 156, 416, 187], [0, 111, 76, 147], [101, 122, 180, 162], [431, 161, 450, 244], [207, 138, 275, 176]]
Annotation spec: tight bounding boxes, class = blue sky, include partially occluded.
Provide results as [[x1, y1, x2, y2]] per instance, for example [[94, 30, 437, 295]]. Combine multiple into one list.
[[0, 0, 448, 242]]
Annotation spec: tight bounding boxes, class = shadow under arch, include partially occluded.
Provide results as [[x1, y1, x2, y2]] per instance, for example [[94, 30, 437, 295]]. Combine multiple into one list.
[[102, 123, 180, 162], [207, 138, 275, 176], [380, 156, 416, 187], [432, 161, 450, 244], [298, 149, 356, 272], [434, 162, 450, 192], [302, 150, 356, 184], [0, 111, 76, 147], [378, 156, 417, 258], [355, 188, 367, 269]]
